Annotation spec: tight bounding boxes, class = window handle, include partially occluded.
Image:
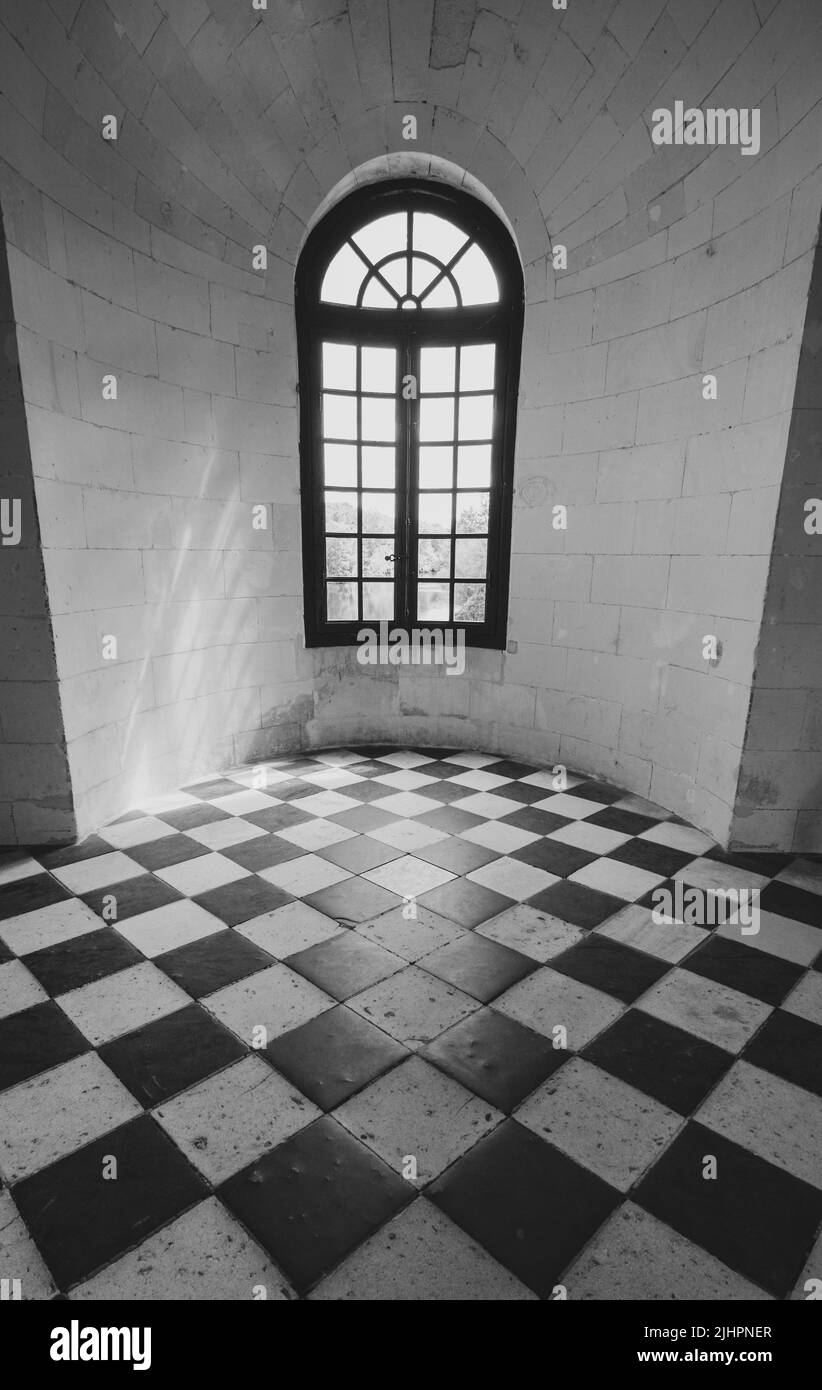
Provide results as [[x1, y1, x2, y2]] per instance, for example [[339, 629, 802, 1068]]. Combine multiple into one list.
[[384, 553, 397, 561]]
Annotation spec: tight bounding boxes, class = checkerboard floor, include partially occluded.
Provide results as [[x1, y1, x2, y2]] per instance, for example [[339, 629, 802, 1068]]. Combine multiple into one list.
[[1, 747, 821, 1301]]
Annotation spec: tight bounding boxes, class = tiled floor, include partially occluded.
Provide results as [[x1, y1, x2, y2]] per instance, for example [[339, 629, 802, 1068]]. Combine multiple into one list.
[[1, 747, 821, 1301]]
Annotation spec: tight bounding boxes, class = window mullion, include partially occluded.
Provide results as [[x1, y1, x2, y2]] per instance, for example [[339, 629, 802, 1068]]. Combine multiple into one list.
[[400, 328, 415, 629]]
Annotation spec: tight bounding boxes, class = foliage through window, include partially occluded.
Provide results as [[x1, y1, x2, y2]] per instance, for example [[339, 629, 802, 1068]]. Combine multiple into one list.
[[296, 180, 523, 648]]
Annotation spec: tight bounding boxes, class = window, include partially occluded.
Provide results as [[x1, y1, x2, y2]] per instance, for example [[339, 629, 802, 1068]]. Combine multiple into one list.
[[296, 179, 523, 648]]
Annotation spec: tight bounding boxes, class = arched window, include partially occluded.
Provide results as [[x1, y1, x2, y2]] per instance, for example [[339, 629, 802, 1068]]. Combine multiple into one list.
[[296, 179, 523, 648]]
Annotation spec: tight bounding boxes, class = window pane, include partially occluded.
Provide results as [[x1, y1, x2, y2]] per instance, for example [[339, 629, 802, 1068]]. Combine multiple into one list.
[[324, 393, 357, 440], [454, 583, 486, 623], [361, 446, 394, 488], [327, 581, 357, 621], [322, 342, 356, 390], [362, 581, 394, 620], [418, 538, 451, 579], [455, 537, 487, 579], [460, 344, 495, 391], [380, 255, 408, 297], [452, 242, 499, 304], [419, 396, 455, 442], [324, 443, 357, 487], [411, 258, 439, 298], [362, 492, 395, 533], [361, 346, 396, 394], [420, 346, 456, 394], [321, 244, 365, 304], [417, 583, 450, 621], [362, 278, 397, 307], [455, 492, 489, 533], [457, 444, 491, 488], [352, 212, 408, 264], [325, 491, 357, 532], [458, 394, 494, 441], [363, 538, 394, 578], [412, 212, 468, 264], [326, 537, 357, 577], [418, 446, 453, 489], [361, 395, 396, 442], [422, 278, 457, 308], [418, 493, 452, 533]]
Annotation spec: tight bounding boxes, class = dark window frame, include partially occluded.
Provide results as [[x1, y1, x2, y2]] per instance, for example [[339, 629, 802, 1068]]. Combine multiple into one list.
[[295, 178, 524, 649]]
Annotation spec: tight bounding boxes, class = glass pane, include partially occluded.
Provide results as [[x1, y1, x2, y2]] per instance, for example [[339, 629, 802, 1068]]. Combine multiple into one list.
[[323, 393, 357, 440], [361, 346, 395, 394], [379, 256, 408, 297], [361, 491, 395, 533], [325, 491, 357, 532], [361, 446, 394, 488], [418, 492, 452, 533], [457, 444, 491, 488], [418, 446, 452, 489], [324, 443, 357, 487], [455, 537, 487, 579], [454, 583, 486, 623], [421, 277, 457, 308], [352, 213, 408, 264], [419, 396, 455, 442], [362, 538, 394, 578], [411, 257, 439, 298], [458, 393, 494, 440], [460, 343, 495, 391], [417, 583, 450, 621], [455, 492, 489, 533], [321, 244, 365, 305], [420, 346, 456, 394], [362, 277, 397, 307], [452, 242, 499, 305], [361, 395, 396, 442], [326, 537, 357, 577], [327, 581, 357, 621], [322, 342, 357, 390], [412, 212, 468, 265], [418, 538, 451, 579], [362, 581, 394, 621]]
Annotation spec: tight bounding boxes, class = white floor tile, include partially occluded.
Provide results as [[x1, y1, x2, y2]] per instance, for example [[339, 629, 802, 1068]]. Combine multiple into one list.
[[367, 819, 448, 851], [369, 791, 440, 818], [50, 852, 145, 894], [156, 853, 250, 896], [98, 817, 178, 849], [153, 1056, 320, 1184], [373, 769, 438, 791], [257, 854, 350, 897], [0, 1190, 58, 1299], [476, 905, 584, 961], [468, 857, 558, 900], [673, 857, 769, 894], [236, 902, 343, 958], [546, 821, 630, 855], [184, 818, 268, 850], [782, 972, 822, 1027], [697, 1061, 822, 1191], [289, 790, 361, 817], [775, 857, 822, 897], [531, 793, 603, 819], [595, 902, 708, 963], [0, 855, 48, 886], [203, 963, 334, 1043], [637, 969, 771, 1052], [364, 856, 455, 898], [494, 967, 624, 1048], [209, 789, 284, 815], [638, 822, 715, 855], [715, 910, 822, 966], [0, 898, 101, 956], [569, 858, 666, 902], [447, 769, 512, 791], [275, 818, 355, 851], [57, 961, 190, 1045], [460, 820, 538, 853], [0, 959, 48, 1019], [114, 900, 225, 958], [448, 792, 521, 819]]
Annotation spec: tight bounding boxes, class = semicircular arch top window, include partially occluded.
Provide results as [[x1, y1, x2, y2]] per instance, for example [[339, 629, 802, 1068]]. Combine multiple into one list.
[[296, 180, 524, 649]]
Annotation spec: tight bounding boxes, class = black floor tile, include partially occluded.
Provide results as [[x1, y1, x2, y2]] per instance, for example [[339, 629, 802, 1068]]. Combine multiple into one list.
[[608, 838, 694, 878], [327, 779, 393, 804], [287, 932, 400, 1001], [414, 836, 498, 876], [155, 803, 231, 832], [265, 1005, 407, 1110], [585, 807, 657, 835], [183, 777, 245, 800], [501, 806, 573, 836], [0, 1000, 89, 1091], [582, 1009, 734, 1115], [193, 875, 293, 926], [34, 836, 113, 869], [244, 803, 314, 832], [429, 1119, 619, 1299], [316, 835, 402, 874], [303, 877, 401, 925], [99, 1003, 247, 1106], [706, 848, 793, 877], [422, 1007, 564, 1111], [549, 935, 668, 1003], [492, 782, 553, 805], [220, 833, 304, 870], [414, 805, 485, 834], [413, 781, 476, 805], [0, 873, 71, 921], [417, 878, 513, 928], [13, 1115, 208, 1290], [81, 873, 183, 923], [419, 932, 536, 1002], [127, 834, 212, 872], [24, 928, 144, 996], [571, 781, 625, 805], [485, 761, 537, 780], [154, 930, 274, 998], [511, 838, 597, 876], [635, 1122, 822, 1298], [328, 805, 401, 833], [526, 880, 624, 929], [742, 1009, 822, 1098], [219, 1117, 413, 1294], [758, 882, 822, 928], [684, 934, 804, 1007]]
